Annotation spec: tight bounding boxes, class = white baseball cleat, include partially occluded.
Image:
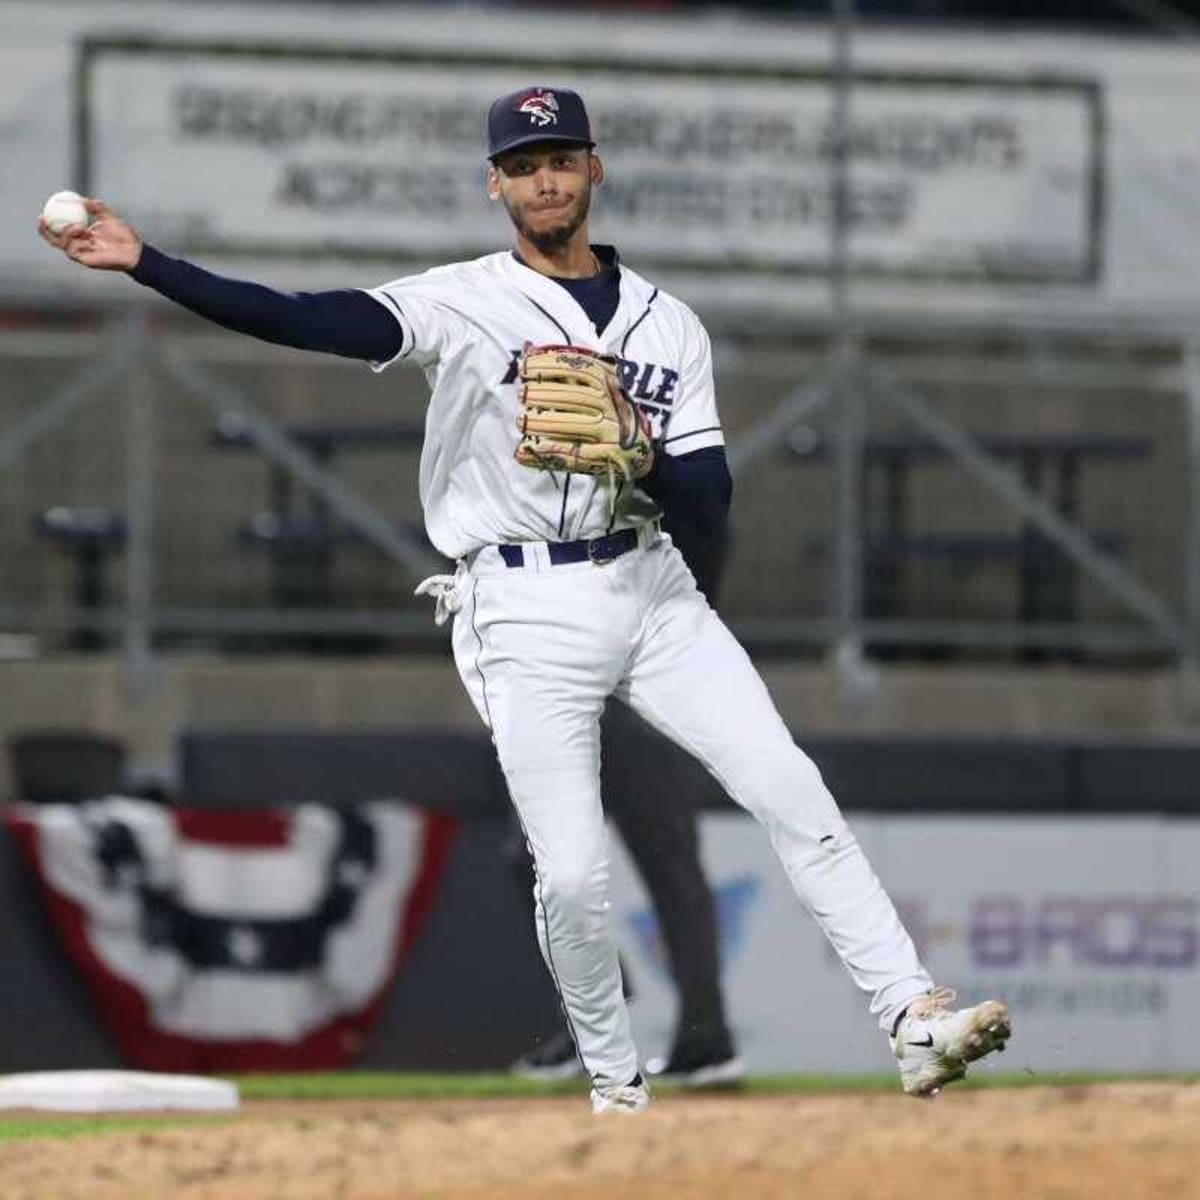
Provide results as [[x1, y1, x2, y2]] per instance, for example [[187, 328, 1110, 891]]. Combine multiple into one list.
[[590, 1075, 651, 1115], [890, 987, 1011, 1097]]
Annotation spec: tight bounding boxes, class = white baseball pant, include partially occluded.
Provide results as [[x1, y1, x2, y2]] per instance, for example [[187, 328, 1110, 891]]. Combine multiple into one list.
[[452, 529, 932, 1089]]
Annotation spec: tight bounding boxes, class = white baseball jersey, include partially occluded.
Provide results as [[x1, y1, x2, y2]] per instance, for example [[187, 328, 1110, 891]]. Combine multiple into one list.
[[362, 251, 723, 559]]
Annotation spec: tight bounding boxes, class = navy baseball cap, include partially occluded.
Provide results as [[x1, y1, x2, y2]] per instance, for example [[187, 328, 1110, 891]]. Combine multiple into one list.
[[487, 87, 594, 160]]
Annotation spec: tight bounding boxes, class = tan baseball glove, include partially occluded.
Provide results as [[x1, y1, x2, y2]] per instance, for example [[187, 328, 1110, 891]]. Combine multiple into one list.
[[515, 344, 654, 485]]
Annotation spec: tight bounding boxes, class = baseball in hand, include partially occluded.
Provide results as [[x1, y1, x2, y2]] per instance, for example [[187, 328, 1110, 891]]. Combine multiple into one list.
[[41, 190, 90, 234]]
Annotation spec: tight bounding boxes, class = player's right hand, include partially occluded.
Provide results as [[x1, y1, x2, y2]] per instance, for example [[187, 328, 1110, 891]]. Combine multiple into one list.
[[37, 198, 143, 271]]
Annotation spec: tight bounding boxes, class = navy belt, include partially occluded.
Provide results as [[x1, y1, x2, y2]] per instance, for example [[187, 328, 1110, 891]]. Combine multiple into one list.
[[499, 525, 646, 569]]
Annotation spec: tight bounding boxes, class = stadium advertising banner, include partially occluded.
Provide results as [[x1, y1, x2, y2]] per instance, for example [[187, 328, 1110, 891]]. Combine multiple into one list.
[[610, 814, 1200, 1074], [79, 39, 1101, 286], [4, 2, 1200, 317]]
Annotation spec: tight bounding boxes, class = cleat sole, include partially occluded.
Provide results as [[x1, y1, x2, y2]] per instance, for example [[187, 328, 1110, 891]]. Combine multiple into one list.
[[958, 1003, 1011, 1064]]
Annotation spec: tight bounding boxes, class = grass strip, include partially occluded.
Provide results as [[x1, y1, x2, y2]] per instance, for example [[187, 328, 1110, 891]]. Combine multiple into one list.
[[233, 1069, 1200, 1101], [235, 1071, 583, 1100], [0, 1113, 233, 1143]]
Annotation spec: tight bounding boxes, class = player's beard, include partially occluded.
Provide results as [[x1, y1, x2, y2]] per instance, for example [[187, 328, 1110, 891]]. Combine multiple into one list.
[[505, 183, 592, 253]]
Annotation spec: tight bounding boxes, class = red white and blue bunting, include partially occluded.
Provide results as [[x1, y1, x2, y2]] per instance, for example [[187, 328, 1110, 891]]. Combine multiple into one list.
[[5, 799, 456, 1071]]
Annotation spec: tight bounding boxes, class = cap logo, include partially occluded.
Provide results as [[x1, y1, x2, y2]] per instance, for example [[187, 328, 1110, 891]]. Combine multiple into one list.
[[516, 89, 560, 129]]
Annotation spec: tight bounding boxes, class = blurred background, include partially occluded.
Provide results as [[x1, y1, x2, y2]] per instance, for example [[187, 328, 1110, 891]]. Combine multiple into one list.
[[1, 0, 1199, 1082]]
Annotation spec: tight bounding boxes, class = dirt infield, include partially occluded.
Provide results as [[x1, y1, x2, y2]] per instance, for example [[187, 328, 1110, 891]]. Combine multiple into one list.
[[2, 1082, 1199, 1199]]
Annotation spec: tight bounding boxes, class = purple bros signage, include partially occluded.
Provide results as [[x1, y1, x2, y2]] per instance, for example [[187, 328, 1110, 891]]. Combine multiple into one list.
[[609, 814, 1200, 1074], [969, 897, 1196, 969], [894, 895, 1198, 970]]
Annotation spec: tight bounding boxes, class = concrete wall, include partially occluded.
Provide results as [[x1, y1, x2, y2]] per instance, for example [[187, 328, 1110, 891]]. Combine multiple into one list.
[[3, 652, 1200, 799]]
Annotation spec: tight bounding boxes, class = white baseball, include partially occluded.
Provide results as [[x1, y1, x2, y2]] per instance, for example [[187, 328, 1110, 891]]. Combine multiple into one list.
[[41, 190, 89, 235]]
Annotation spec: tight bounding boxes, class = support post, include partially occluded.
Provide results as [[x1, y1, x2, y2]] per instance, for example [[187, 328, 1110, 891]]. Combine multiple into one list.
[[123, 312, 157, 698]]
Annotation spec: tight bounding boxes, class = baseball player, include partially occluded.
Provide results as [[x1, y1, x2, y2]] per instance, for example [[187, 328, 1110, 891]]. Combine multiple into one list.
[[39, 86, 1010, 1114]]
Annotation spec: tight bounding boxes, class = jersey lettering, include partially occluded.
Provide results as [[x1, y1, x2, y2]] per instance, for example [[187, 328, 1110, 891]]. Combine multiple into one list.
[[502, 349, 679, 409]]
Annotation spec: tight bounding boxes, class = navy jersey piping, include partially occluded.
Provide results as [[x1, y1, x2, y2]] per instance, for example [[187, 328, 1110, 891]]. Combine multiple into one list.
[[664, 424, 722, 446], [376, 292, 413, 359], [619, 288, 659, 355], [520, 293, 572, 343], [557, 475, 571, 537], [520, 293, 574, 521]]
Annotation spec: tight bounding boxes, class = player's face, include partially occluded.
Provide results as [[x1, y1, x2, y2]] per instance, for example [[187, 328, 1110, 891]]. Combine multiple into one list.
[[488, 144, 603, 252]]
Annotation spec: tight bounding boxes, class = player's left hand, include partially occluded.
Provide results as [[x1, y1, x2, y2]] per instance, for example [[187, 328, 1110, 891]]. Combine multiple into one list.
[[515, 344, 654, 483]]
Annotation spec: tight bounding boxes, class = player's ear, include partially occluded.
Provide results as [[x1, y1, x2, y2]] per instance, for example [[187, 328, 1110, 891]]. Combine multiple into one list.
[[486, 164, 501, 201], [589, 152, 604, 187]]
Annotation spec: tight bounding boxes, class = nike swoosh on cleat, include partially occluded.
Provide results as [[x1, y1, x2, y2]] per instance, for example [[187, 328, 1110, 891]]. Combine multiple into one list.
[[907, 1035, 935, 1048]]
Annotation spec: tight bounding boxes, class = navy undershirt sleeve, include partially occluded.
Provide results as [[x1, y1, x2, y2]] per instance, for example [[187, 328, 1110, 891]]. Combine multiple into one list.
[[641, 445, 732, 533], [127, 244, 403, 362]]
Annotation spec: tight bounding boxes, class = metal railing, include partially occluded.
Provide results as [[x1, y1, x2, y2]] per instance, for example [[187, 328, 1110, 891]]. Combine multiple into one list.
[[0, 308, 1195, 687]]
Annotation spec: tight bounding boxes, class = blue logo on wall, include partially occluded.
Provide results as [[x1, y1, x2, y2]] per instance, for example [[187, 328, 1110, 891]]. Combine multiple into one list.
[[626, 875, 760, 981]]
